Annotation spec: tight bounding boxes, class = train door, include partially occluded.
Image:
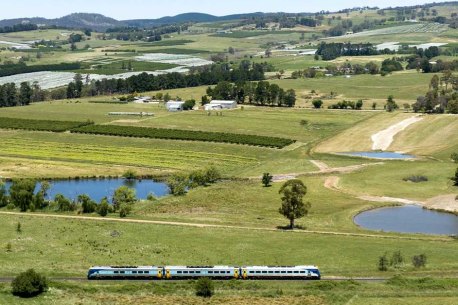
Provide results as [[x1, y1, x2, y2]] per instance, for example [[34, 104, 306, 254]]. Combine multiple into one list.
[[157, 268, 163, 279], [242, 269, 248, 279], [166, 269, 171, 279], [234, 268, 239, 279]]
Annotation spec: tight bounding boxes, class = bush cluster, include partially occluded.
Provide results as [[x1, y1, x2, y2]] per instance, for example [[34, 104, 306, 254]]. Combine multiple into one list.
[[11, 269, 48, 298], [167, 167, 221, 196]]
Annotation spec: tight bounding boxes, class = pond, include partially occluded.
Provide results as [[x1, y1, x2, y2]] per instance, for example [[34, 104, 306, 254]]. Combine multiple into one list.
[[354, 205, 458, 235], [339, 151, 415, 159], [4, 179, 170, 202]]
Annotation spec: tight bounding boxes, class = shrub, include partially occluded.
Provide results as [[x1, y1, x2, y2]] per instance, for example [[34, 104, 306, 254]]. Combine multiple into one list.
[[119, 204, 132, 218], [11, 269, 48, 298], [378, 253, 389, 271], [122, 169, 137, 180], [167, 173, 189, 196], [97, 198, 110, 217], [6, 242, 12, 252], [312, 99, 323, 109], [451, 153, 458, 163], [412, 254, 427, 268], [390, 250, 404, 268], [262, 173, 273, 187], [195, 278, 214, 298], [300, 119, 309, 126], [147, 193, 157, 201]]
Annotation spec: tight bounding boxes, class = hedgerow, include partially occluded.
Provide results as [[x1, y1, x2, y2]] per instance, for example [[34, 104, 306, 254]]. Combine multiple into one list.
[[71, 125, 295, 148], [0, 117, 93, 132]]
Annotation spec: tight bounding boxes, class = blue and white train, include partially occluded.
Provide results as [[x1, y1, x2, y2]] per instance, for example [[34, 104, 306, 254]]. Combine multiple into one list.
[[87, 265, 320, 280]]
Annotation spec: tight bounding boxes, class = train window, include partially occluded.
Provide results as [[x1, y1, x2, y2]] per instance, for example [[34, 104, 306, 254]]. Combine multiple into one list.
[[294, 271, 299, 274], [281, 271, 286, 274], [268, 271, 274, 274], [214, 271, 219, 274], [114, 271, 119, 274], [249, 271, 254, 274], [183, 271, 188, 274], [177, 271, 182, 274], [190, 271, 195, 274], [138, 271, 143, 274], [120, 271, 125, 274], [208, 271, 213, 274], [262, 271, 267, 274], [132, 271, 137, 274], [196, 271, 201, 274], [287, 271, 293, 274], [256, 271, 261, 274], [300, 271, 306, 274], [144, 271, 149, 274]]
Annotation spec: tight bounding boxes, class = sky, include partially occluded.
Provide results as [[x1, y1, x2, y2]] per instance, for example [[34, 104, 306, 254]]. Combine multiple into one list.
[[0, 0, 447, 20]]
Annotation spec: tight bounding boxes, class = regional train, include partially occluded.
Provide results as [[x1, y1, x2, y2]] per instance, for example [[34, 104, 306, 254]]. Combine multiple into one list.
[[87, 265, 321, 280]]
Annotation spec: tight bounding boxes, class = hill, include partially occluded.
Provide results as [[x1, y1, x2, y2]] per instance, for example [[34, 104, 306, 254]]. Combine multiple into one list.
[[0, 13, 125, 31]]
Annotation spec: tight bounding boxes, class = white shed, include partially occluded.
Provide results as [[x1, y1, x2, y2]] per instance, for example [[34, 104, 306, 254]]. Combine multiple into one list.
[[166, 101, 185, 112], [208, 100, 237, 109]]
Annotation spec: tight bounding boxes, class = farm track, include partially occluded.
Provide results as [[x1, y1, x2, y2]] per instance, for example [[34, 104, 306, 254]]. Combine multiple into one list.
[[0, 211, 451, 242]]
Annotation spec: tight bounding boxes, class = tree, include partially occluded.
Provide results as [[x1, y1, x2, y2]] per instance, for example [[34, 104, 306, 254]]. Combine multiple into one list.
[[372, 102, 377, 110], [262, 173, 273, 187], [195, 278, 214, 298], [54, 194, 75, 212], [167, 173, 189, 196], [77, 194, 97, 214], [201, 95, 209, 106], [412, 254, 427, 268], [385, 95, 398, 112], [378, 253, 389, 271], [283, 89, 296, 107], [98, 197, 110, 217], [183, 99, 196, 110], [18, 82, 32, 106], [119, 203, 132, 218], [112, 186, 136, 211], [390, 250, 404, 268], [278, 179, 311, 229], [312, 99, 323, 109], [204, 166, 221, 184], [16, 222, 22, 233], [9, 179, 36, 212], [11, 269, 48, 298]]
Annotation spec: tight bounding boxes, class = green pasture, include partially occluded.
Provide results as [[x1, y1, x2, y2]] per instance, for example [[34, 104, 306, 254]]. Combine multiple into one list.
[[0, 277, 457, 305]]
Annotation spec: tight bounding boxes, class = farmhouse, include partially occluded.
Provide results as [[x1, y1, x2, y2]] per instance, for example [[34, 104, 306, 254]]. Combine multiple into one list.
[[166, 101, 185, 112], [205, 100, 237, 111]]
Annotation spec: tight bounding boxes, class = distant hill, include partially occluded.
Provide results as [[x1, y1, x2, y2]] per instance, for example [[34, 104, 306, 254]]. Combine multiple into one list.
[[0, 13, 125, 31], [123, 12, 270, 27]]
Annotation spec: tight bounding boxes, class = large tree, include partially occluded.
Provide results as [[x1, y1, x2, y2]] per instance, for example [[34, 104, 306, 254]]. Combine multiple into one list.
[[278, 179, 311, 229], [9, 179, 36, 212]]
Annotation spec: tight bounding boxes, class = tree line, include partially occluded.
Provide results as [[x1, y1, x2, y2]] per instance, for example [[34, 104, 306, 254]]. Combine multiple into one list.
[[0, 23, 38, 33], [0, 62, 81, 77], [0, 179, 137, 218], [413, 71, 458, 114], [61, 61, 266, 99], [206, 80, 296, 107]]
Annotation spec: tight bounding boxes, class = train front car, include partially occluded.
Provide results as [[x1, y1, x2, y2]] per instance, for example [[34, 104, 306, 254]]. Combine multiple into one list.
[[241, 266, 321, 280], [164, 266, 238, 280], [87, 266, 163, 280]]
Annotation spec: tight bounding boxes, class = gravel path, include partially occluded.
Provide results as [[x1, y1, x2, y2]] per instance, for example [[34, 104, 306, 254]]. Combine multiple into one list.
[[371, 115, 423, 151]]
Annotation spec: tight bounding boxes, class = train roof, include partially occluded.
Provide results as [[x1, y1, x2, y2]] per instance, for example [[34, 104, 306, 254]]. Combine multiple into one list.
[[242, 266, 319, 269], [89, 266, 161, 269], [164, 266, 235, 269]]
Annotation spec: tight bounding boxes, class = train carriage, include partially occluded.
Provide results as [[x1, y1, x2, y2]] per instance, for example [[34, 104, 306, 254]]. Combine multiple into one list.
[[164, 266, 238, 280], [87, 266, 162, 280], [241, 266, 320, 280]]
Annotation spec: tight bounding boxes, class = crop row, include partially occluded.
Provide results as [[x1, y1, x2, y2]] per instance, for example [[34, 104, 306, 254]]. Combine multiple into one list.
[[0, 117, 93, 132], [0, 138, 257, 170], [71, 125, 295, 148]]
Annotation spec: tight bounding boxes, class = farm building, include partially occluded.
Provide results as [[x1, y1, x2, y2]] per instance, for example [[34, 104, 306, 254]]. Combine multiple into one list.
[[166, 101, 185, 112], [205, 100, 237, 110]]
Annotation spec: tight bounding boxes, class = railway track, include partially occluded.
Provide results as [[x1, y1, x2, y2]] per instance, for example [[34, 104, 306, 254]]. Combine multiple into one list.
[[0, 277, 388, 283]]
